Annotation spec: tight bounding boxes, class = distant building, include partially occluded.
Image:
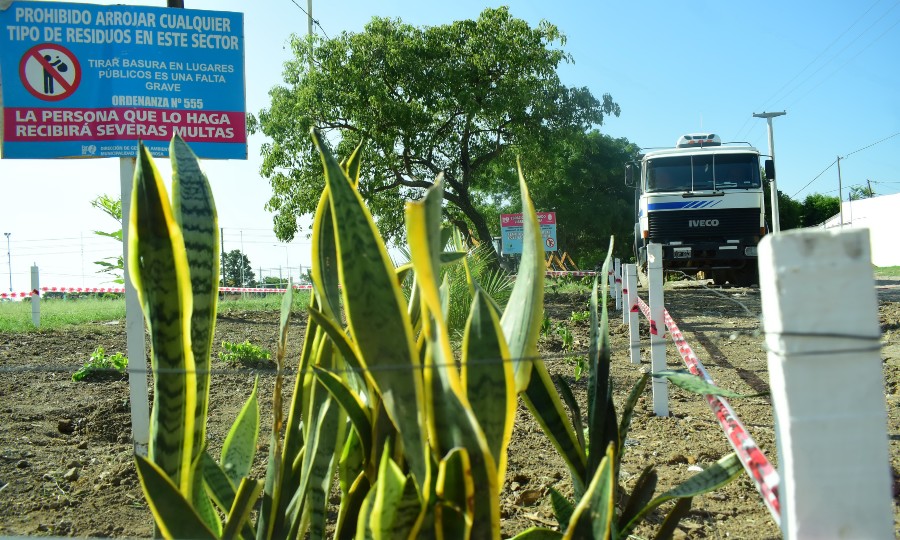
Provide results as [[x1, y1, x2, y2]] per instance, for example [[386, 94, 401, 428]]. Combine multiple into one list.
[[819, 192, 900, 267]]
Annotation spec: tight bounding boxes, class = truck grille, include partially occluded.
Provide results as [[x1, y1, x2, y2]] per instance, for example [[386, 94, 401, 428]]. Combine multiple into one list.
[[648, 208, 761, 242]]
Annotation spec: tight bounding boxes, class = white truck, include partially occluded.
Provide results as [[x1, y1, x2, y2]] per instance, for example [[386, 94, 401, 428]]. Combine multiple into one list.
[[625, 133, 775, 286]]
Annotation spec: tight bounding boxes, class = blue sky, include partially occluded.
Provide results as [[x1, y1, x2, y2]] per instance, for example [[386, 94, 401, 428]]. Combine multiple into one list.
[[1, 0, 899, 294]]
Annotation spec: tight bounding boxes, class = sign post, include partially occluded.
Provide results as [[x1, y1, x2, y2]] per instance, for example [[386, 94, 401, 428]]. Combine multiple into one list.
[[1, 1, 247, 456], [500, 212, 557, 254]]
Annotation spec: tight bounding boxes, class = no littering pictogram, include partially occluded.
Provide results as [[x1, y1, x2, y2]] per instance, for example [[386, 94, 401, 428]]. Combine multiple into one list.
[[545, 237, 555, 249], [18, 43, 82, 102]]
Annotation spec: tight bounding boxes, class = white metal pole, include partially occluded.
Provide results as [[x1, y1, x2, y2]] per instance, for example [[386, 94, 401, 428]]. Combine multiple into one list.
[[121, 157, 150, 457], [613, 258, 622, 312], [30, 265, 39, 327], [759, 228, 892, 538], [753, 111, 785, 233], [625, 263, 640, 365], [647, 243, 668, 416], [836, 155, 844, 228]]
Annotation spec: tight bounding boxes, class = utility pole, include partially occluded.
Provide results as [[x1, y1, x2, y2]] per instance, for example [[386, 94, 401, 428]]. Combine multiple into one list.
[[220, 227, 226, 286], [867, 178, 873, 196], [753, 111, 786, 233], [836, 155, 844, 228], [4, 232, 11, 293]]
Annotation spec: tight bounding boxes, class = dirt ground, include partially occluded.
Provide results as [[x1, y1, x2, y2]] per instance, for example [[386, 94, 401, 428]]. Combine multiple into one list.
[[1, 279, 898, 538]]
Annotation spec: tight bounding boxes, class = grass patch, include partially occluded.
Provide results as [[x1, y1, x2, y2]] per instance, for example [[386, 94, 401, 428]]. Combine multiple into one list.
[[875, 265, 900, 277], [0, 297, 126, 333], [0, 290, 315, 333]]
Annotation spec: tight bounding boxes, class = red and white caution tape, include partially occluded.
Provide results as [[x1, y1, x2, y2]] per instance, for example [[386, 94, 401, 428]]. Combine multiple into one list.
[[546, 271, 597, 277], [1, 285, 316, 299], [636, 297, 781, 525]]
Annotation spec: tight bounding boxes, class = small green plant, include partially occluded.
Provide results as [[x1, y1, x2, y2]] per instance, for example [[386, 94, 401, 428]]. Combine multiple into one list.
[[540, 314, 552, 338], [556, 324, 575, 352], [73, 346, 128, 381], [218, 340, 270, 364], [569, 310, 590, 324], [565, 354, 587, 381]]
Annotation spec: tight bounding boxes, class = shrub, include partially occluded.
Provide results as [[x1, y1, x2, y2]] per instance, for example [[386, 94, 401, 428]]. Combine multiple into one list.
[[72, 346, 128, 381]]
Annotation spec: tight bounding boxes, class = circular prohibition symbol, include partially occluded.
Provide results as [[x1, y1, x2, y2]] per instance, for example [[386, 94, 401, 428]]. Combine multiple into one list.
[[18, 43, 82, 101], [545, 237, 556, 249]]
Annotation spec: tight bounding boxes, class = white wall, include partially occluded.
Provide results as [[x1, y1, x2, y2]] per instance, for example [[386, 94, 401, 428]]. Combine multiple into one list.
[[819, 193, 900, 267]]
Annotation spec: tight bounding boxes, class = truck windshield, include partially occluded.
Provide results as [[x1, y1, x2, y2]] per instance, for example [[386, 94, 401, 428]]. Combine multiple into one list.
[[647, 153, 760, 192]]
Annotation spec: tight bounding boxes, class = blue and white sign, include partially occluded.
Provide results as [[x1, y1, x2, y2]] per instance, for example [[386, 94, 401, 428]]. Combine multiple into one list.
[[500, 212, 558, 254], [0, 1, 246, 159]]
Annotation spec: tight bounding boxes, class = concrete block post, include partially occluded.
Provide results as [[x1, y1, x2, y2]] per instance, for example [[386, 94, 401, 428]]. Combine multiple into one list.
[[647, 243, 668, 416], [625, 263, 640, 365], [30, 265, 39, 327], [759, 228, 892, 538], [614, 258, 622, 312]]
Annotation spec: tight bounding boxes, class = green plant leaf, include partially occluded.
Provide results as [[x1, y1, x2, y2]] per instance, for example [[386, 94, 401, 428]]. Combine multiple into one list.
[[170, 134, 220, 470], [312, 366, 373, 461], [461, 286, 516, 481], [436, 447, 473, 533], [652, 370, 769, 398], [335, 471, 370, 540], [564, 443, 615, 540], [312, 128, 429, 493], [510, 527, 565, 539], [220, 377, 260, 486], [587, 240, 614, 480], [191, 450, 222, 537], [501, 159, 545, 393], [617, 465, 657, 532], [653, 496, 693, 540], [556, 375, 585, 455], [200, 450, 236, 512], [221, 476, 263, 540], [129, 141, 196, 494], [370, 446, 422, 539], [621, 453, 743, 537], [548, 486, 575, 531], [134, 454, 215, 540]]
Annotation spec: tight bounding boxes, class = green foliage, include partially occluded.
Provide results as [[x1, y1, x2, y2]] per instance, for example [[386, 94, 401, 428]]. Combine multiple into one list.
[[72, 346, 128, 381], [90, 193, 125, 284], [253, 7, 618, 258], [801, 192, 841, 227], [653, 370, 770, 398], [218, 340, 270, 364], [849, 184, 875, 200], [569, 310, 590, 324], [556, 324, 575, 352], [221, 249, 256, 287]]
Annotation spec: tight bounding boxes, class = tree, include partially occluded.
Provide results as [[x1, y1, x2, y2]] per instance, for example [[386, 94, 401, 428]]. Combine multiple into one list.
[[252, 7, 619, 261], [90, 194, 124, 284], [849, 183, 875, 200], [526, 130, 639, 265], [801, 193, 840, 227], [222, 250, 255, 287]]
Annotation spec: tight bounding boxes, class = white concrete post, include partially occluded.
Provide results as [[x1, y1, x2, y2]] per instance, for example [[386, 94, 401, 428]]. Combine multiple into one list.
[[759, 228, 892, 539], [625, 263, 640, 365], [614, 258, 622, 312], [30, 265, 39, 327], [647, 243, 668, 416], [121, 157, 150, 457]]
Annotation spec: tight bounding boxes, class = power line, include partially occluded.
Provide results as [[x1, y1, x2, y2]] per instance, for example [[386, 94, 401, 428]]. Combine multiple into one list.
[[793, 160, 837, 198], [843, 131, 900, 158], [287, 0, 329, 40]]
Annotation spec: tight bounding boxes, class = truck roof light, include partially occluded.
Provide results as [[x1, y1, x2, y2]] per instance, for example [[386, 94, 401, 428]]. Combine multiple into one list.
[[676, 133, 722, 148]]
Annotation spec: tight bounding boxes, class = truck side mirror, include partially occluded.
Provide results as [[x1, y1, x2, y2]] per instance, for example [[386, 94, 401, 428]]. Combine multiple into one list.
[[764, 159, 775, 181], [625, 163, 636, 187]]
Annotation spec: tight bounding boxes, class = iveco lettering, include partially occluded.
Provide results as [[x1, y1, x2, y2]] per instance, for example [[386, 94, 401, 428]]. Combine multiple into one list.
[[625, 133, 776, 286]]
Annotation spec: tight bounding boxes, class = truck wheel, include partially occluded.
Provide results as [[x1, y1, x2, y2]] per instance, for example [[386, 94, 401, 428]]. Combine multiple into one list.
[[711, 271, 727, 286], [733, 267, 758, 287]]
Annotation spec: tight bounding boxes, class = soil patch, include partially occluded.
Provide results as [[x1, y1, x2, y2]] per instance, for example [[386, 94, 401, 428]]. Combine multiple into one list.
[[1, 286, 898, 538]]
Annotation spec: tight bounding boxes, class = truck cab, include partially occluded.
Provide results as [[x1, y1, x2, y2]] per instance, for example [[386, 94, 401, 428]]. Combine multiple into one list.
[[626, 133, 768, 286]]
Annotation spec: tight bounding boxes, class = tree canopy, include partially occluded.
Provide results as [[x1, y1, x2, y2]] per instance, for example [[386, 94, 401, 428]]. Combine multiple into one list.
[[253, 7, 619, 256], [222, 249, 255, 287]]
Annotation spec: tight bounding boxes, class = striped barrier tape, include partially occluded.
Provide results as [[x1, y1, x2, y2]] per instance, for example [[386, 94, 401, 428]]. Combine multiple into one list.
[[636, 296, 781, 525], [1, 285, 317, 299], [3, 271, 602, 299]]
